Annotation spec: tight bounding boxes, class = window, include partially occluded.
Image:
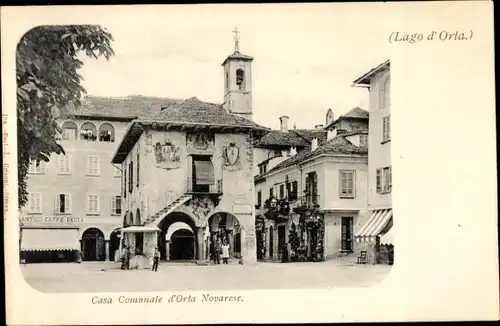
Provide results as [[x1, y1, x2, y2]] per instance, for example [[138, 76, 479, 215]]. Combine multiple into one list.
[[339, 170, 355, 198], [382, 116, 391, 142], [28, 160, 46, 174], [379, 74, 390, 109], [360, 135, 368, 147], [259, 164, 268, 175], [87, 156, 100, 176], [27, 193, 42, 214], [80, 122, 97, 141], [113, 166, 121, 178], [290, 181, 298, 201], [98, 122, 115, 142], [136, 153, 140, 187], [55, 193, 72, 214], [61, 121, 78, 140], [123, 168, 127, 198], [376, 167, 392, 194], [128, 161, 134, 193], [257, 191, 262, 208], [269, 187, 274, 199], [279, 184, 285, 199], [87, 194, 100, 215], [111, 196, 122, 215], [236, 68, 245, 90], [58, 154, 71, 175]]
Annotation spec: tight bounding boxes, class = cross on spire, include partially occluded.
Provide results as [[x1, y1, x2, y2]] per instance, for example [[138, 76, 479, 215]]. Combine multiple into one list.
[[233, 26, 240, 53]]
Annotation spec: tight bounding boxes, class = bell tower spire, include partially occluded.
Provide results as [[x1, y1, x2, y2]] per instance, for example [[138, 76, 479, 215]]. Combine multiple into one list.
[[222, 27, 254, 121]]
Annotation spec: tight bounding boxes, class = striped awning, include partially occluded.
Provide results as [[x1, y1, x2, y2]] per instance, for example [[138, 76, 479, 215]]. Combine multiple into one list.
[[21, 228, 80, 251], [355, 209, 393, 242], [380, 224, 394, 245]]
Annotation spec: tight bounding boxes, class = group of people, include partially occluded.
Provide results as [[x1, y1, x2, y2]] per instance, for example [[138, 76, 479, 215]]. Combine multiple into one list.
[[212, 240, 230, 264], [120, 246, 161, 271]]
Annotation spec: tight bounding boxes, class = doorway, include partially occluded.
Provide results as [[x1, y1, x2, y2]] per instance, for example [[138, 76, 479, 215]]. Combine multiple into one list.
[[269, 226, 274, 259], [341, 217, 354, 252], [170, 229, 195, 260], [109, 229, 121, 261], [81, 228, 105, 261], [278, 225, 286, 258]]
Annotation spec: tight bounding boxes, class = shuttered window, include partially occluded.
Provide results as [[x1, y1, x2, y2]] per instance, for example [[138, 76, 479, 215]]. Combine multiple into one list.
[[86, 155, 99, 176], [58, 155, 71, 175], [27, 193, 42, 214], [28, 160, 46, 174], [111, 196, 122, 215], [55, 194, 72, 214], [193, 160, 214, 185], [339, 170, 355, 198], [87, 194, 100, 215], [136, 153, 140, 187], [128, 162, 133, 193]]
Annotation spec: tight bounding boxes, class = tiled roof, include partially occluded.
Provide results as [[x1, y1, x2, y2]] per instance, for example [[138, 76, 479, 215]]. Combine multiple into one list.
[[112, 97, 270, 164], [325, 107, 369, 129], [142, 97, 267, 129], [254, 130, 309, 148], [339, 128, 369, 137], [258, 136, 367, 177], [352, 60, 390, 86], [293, 129, 328, 144], [67, 95, 183, 119], [222, 51, 254, 65]]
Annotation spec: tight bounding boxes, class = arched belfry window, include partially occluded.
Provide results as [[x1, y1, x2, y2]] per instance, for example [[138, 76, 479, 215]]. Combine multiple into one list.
[[236, 68, 245, 90], [379, 74, 390, 110], [81, 122, 97, 141], [61, 121, 78, 140], [98, 123, 115, 142], [225, 70, 230, 92]]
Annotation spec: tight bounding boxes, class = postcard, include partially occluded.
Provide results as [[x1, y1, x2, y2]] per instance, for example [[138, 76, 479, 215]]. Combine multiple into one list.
[[2, 2, 498, 325]]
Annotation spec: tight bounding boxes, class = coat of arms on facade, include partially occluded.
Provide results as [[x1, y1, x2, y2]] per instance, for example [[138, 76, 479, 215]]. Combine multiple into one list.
[[187, 196, 215, 219], [154, 140, 182, 170], [186, 132, 215, 153], [223, 143, 240, 169]]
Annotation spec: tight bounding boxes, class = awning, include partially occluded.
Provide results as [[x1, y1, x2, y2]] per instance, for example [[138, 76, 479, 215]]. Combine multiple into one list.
[[21, 228, 80, 251], [122, 226, 160, 233], [194, 160, 214, 185], [355, 209, 393, 242], [380, 224, 394, 245]]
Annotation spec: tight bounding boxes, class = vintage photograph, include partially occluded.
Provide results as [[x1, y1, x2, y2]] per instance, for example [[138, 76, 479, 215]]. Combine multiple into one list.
[[15, 13, 395, 294]]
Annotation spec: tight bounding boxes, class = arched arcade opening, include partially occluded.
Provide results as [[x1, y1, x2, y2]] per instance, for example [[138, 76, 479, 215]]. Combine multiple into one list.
[[81, 228, 105, 261]]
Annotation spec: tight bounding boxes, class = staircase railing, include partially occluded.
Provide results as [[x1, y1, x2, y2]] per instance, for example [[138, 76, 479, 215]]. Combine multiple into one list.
[[149, 190, 182, 219]]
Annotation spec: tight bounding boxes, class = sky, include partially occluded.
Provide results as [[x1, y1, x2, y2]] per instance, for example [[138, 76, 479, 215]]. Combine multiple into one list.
[[78, 4, 390, 130]]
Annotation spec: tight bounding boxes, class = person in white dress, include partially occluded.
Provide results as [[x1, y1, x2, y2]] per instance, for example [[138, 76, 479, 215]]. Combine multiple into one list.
[[221, 242, 230, 264]]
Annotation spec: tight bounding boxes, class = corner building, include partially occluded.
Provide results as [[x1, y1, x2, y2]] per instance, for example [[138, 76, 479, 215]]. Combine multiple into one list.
[[112, 47, 269, 266]]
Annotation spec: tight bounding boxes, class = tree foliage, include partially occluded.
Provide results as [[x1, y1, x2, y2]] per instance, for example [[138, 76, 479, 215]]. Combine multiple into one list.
[[16, 25, 114, 209]]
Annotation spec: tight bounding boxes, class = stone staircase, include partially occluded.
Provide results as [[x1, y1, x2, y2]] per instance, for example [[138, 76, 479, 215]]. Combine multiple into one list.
[[143, 194, 192, 226]]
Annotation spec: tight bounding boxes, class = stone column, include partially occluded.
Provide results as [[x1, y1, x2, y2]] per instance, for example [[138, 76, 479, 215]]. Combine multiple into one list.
[[227, 230, 234, 257], [105, 240, 110, 261], [196, 227, 204, 261], [165, 241, 171, 261]]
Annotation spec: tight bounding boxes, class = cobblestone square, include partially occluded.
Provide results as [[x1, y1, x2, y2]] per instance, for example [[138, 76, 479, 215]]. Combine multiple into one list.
[[21, 260, 391, 293]]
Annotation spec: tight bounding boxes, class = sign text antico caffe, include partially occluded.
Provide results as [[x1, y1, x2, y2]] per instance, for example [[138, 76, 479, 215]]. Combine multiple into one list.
[[20, 216, 84, 224]]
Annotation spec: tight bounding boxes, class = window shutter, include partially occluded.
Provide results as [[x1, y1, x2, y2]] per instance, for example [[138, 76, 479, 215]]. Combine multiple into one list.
[[129, 162, 133, 193], [376, 169, 381, 193], [94, 156, 100, 175], [86, 194, 91, 214], [388, 167, 392, 192], [111, 196, 115, 215], [66, 155, 71, 174], [36, 194, 41, 213], [54, 194, 60, 213], [66, 194, 72, 214], [387, 116, 391, 139], [124, 169, 127, 198], [96, 196, 100, 214], [58, 156, 65, 174], [351, 171, 356, 197], [86, 156, 92, 175]]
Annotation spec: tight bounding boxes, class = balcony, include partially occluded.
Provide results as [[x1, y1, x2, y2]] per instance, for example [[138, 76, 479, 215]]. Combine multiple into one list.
[[185, 176, 223, 195], [263, 196, 291, 222], [292, 195, 320, 215]]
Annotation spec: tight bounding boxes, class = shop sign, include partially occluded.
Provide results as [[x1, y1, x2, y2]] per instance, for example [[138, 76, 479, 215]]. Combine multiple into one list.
[[20, 216, 84, 225]]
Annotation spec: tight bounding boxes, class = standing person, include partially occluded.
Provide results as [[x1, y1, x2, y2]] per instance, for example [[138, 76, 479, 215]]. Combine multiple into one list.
[[120, 246, 127, 270], [152, 247, 160, 272], [214, 240, 222, 265], [221, 242, 230, 264]]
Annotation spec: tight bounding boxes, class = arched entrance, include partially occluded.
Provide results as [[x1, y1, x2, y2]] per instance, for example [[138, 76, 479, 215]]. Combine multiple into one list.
[[207, 212, 241, 261], [81, 228, 105, 261], [170, 229, 195, 260], [158, 212, 197, 261], [109, 229, 121, 262]]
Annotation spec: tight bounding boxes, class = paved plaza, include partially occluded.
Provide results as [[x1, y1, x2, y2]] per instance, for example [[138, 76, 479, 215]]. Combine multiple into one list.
[[21, 259, 392, 293]]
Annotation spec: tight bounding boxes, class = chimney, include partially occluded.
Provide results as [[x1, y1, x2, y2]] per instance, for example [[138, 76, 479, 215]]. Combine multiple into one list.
[[314, 124, 324, 130], [311, 138, 318, 151], [279, 116, 290, 132], [327, 129, 336, 141], [289, 146, 297, 156]]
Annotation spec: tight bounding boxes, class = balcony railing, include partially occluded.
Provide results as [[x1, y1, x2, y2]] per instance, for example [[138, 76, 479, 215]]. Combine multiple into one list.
[[185, 176, 223, 195]]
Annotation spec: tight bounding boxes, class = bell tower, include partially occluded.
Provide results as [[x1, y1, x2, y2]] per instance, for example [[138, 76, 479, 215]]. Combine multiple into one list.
[[222, 27, 254, 121]]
